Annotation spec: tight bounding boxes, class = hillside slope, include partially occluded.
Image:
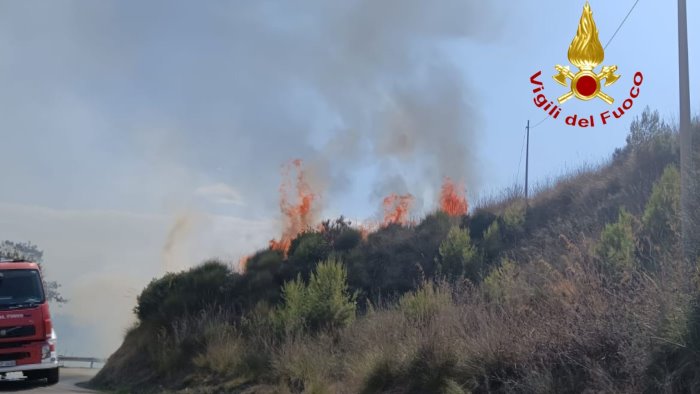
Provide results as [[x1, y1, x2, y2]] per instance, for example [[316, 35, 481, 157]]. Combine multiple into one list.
[[93, 114, 699, 393]]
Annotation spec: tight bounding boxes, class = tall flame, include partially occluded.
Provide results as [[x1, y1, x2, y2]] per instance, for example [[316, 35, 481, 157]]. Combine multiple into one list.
[[439, 177, 469, 216], [567, 2, 604, 70], [382, 193, 414, 226], [269, 159, 318, 255]]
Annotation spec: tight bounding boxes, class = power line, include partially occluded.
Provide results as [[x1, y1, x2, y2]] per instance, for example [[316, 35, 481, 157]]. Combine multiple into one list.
[[529, 114, 550, 130], [604, 0, 641, 50]]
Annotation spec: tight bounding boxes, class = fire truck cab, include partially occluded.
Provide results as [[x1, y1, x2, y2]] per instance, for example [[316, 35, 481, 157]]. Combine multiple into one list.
[[0, 261, 59, 384]]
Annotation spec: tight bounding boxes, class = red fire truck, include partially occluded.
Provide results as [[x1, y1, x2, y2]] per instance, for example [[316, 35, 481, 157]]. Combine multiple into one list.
[[0, 260, 59, 384]]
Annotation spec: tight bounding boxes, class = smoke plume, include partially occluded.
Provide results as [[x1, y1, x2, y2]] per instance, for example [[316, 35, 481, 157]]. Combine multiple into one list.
[[0, 0, 499, 358]]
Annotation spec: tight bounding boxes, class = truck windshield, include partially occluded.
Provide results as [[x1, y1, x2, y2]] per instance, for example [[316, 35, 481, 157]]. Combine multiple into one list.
[[0, 270, 45, 309]]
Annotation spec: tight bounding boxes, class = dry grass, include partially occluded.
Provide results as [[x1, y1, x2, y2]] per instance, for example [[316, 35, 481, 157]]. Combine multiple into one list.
[[96, 233, 693, 393], [182, 244, 689, 393], [92, 127, 697, 393]]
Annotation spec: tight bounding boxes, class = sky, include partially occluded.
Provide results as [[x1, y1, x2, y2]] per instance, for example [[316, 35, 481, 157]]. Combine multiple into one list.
[[0, 1, 697, 357]]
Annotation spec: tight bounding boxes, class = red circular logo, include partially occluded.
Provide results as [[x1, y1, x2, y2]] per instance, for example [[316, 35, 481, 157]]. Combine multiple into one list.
[[576, 75, 598, 97]]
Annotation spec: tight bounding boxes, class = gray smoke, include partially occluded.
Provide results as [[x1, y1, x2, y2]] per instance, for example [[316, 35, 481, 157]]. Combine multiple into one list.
[[0, 0, 500, 357], [264, 0, 496, 207], [0, 0, 498, 215]]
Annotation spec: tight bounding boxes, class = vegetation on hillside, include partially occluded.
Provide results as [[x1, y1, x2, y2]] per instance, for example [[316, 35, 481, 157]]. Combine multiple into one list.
[[93, 108, 700, 393]]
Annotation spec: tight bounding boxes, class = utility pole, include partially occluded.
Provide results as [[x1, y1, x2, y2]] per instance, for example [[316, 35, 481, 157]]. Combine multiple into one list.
[[678, 0, 694, 261], [525, 120, 530, 206]]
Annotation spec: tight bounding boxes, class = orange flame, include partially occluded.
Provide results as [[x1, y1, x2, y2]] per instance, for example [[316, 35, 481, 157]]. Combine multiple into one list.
[[382, 193, 414, 226], [269, 159, 318, 255], [439, 177, 468, 216]]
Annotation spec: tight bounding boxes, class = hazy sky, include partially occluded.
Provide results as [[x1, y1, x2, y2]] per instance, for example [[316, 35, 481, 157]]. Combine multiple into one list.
[[0, 1, 697, 357]]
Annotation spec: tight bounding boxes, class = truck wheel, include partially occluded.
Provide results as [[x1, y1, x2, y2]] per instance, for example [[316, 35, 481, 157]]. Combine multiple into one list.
[[24, 370, 42, 381], [45, 368, 59, 385]]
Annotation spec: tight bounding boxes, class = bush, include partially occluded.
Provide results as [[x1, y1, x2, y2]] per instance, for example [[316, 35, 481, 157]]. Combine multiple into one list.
[[135, 261, 232, 325], [334, 228, 362, 251], [305, 257, 357, 330], [467, 210, 497, 241], [438, 226, 478, 281], [502, 201, 526, 234], [643, 165, 681, 246], [596, 209, 637, 274], [193, 323, 243, 376], [627, 107, 673, 148], [276, 275, 308, 334], [273, 334, 338, 393], [482, 220, 503, 262], [398, 281, 452, 323], [482, 259, 519, 303], [320, 217, 362, 252], [647, 296, 700, 392], [287, 231, 332, 279], [244, 249, 285, 304], [276, 257, 357, 333], [414, 211, 455, 278], [346, 224, 423, 300], [192, 321, 269, 384]]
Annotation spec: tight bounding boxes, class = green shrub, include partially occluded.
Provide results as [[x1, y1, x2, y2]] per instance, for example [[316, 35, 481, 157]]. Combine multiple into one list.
[[246, 249, 284, 273], [361, 340, 463, 394], [647, 296, 700, 392], [243, 249, 284, 303], [334, 228, 362, 251], [413, 211, 455, 278], [503, 202, 526, 234], [482, 259, 519, 303], [305, 257, 357, 330], [134, 273, 177, 323], [272, 334, 340, 394], [467, 210, 497, 241], [403, 343, 462, 394], [482, 220, 503, 262], [596, 209, 637, 273], [626, 107, 673, 148], [643, 165, 681, 245], [438, 226, 478, 281], [276, 257, 357, 333], [398, 281, 452, 323], [135, 261, 232, 325], [319, 216, 360, 251], [288, 232, 332, 279], [276, 275, 308, 334], [193, 324, 243, 376], [346, 224, 423, 300]]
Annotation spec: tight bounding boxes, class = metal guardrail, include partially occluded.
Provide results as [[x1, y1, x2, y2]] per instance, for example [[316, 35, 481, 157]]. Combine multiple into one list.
[[59, 356, 106, 369]]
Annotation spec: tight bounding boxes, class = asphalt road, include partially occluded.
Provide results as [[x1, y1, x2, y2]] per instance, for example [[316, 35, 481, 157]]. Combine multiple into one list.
[[0, 368, 99, 393]]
